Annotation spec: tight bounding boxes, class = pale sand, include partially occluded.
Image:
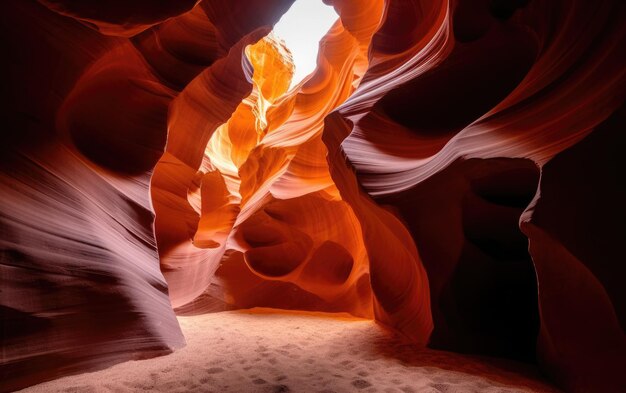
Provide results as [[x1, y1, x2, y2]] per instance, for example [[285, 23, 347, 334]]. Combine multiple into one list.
[[19, 309, 560, 393]]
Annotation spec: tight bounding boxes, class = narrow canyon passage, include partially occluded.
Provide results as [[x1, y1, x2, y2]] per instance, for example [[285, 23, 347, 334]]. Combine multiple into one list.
[[150, 0, 382, 319], [1, 0, 624, 392]]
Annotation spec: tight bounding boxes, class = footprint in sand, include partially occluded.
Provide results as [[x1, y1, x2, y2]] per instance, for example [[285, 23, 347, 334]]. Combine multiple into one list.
[[269, 384, 291, 393], [352, 379, 373, 389]]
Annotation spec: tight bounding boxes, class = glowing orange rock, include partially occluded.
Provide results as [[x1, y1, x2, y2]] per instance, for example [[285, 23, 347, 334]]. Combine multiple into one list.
[[154, 13, 388, 320]]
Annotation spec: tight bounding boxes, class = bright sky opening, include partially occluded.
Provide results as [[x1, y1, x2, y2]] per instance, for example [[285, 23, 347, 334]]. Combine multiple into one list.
[[272, 0, 339, 90]]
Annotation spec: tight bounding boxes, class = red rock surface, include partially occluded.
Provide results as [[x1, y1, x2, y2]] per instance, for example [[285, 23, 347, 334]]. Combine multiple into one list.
[[1, 0, 624, 392]]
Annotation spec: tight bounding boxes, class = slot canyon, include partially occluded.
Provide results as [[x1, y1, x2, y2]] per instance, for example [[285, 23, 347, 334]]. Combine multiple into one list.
[[1, 0, 624, 392]]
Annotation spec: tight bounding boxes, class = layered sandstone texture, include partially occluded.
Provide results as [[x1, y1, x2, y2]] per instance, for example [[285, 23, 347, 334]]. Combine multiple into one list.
[[1, 0, 624, 392]]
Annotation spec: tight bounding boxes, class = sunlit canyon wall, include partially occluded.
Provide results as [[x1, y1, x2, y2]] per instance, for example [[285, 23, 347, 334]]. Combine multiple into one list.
[[1, 0, 624, 392]]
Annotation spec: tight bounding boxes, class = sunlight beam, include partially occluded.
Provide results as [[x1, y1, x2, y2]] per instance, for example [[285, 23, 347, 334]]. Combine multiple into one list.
[[272, 0, 339, 90]]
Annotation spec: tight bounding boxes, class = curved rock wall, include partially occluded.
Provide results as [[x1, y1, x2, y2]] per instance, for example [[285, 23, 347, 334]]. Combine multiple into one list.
[[326, 0, 625, 391]]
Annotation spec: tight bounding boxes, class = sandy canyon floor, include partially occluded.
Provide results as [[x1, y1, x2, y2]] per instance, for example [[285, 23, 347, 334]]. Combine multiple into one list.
[[19, 309, 560, 393]]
